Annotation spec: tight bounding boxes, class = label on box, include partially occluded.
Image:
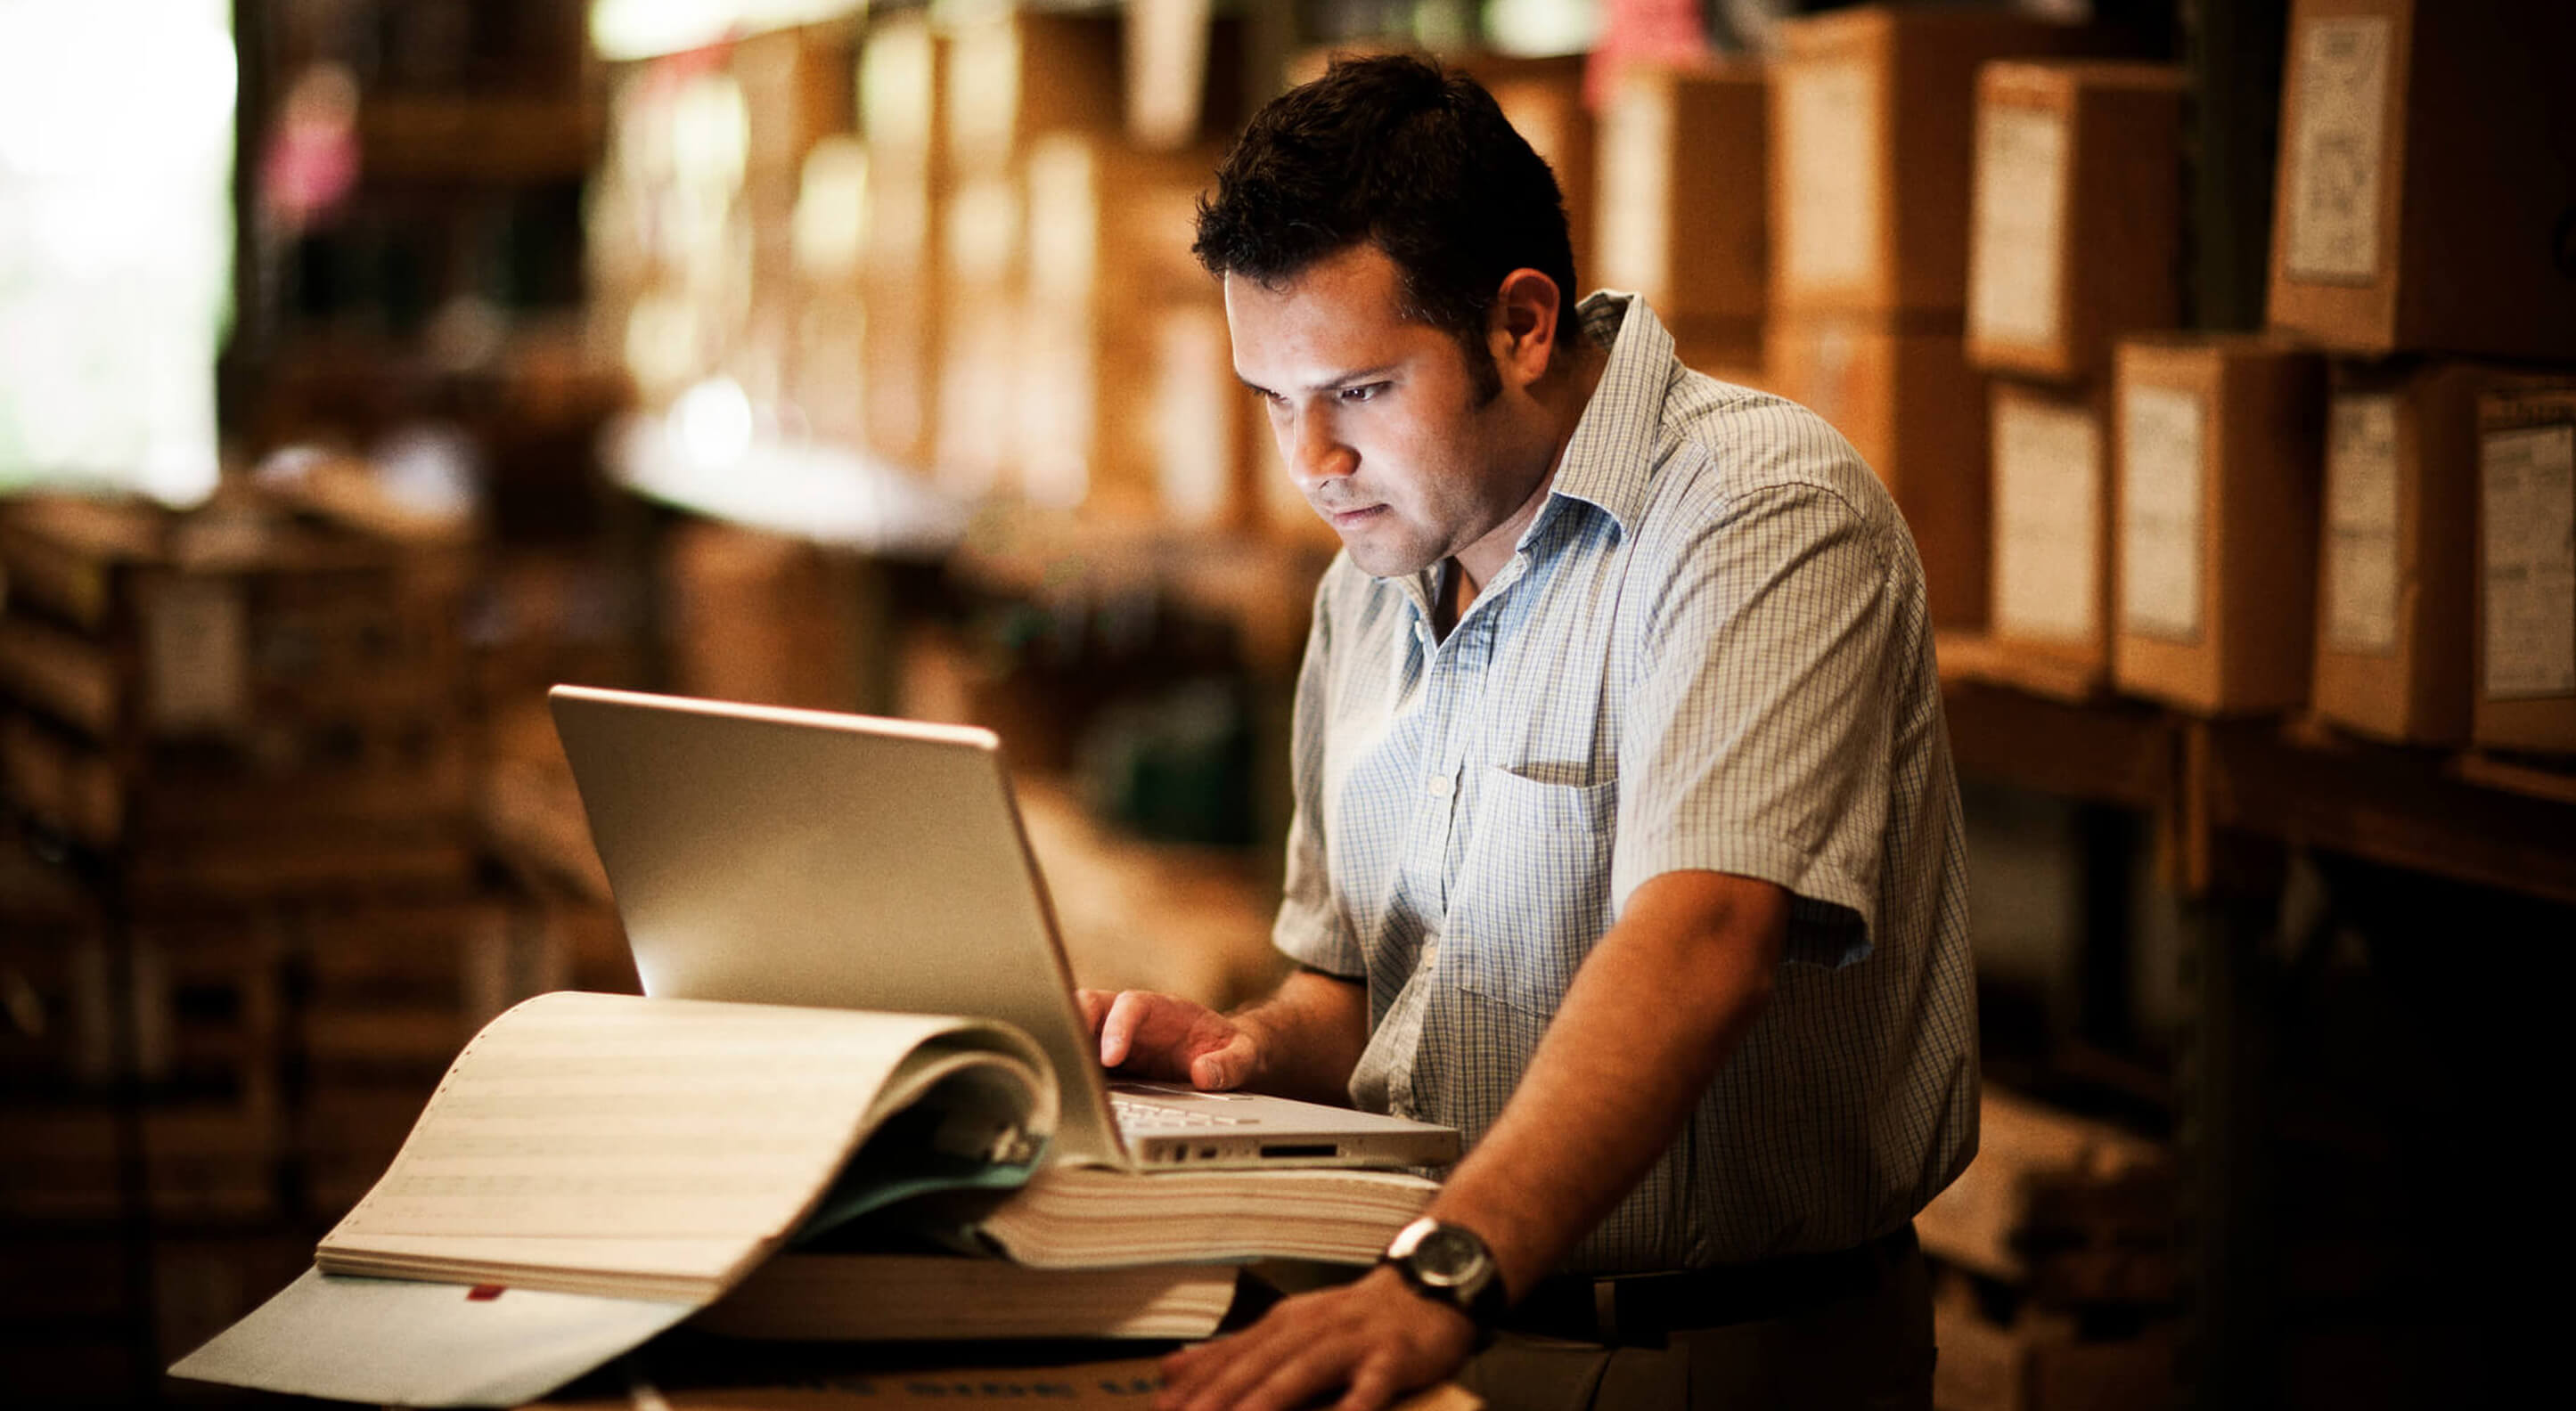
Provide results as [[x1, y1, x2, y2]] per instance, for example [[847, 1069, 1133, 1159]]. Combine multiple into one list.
[[1968, 105, 2069, 350], [142, 574, 249, 734], [1992, 396, 2102, 643], [1125, 0, 1211, 151], [2285, 16, 2392, 284], [1023, 135, 1099, 309], [2324, 393, 2403, 654], [2120, 385, 2206, 642], [2480, 423, 2576, 699], [945, 20, 1024, 167], [1780, 61, 1879, 291], [860, 21, 935, 157], [1599, 82, 1675, 299], [1153, 305, 1235, 530]]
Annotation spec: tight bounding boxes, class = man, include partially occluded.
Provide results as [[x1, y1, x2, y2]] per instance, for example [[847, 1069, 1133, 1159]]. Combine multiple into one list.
[[1078, 53, 1976, 1411]]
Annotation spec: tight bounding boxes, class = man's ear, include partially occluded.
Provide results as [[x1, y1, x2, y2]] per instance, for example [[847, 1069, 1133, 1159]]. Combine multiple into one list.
[[1488, 268, 1564, 390]]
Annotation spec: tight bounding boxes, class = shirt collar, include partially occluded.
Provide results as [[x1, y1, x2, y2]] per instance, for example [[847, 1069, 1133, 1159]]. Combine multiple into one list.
[[1525, 291, 1672, 545]]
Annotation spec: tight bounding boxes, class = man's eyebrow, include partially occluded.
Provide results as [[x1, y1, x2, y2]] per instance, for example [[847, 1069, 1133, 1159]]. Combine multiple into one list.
[[1235, 364, 1403, 396]]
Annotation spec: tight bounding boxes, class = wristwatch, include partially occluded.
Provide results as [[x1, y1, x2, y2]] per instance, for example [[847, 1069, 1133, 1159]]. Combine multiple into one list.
[[1382, 1217, 1509, 1331]]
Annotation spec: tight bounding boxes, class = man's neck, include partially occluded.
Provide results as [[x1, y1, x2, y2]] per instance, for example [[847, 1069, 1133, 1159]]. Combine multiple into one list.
[[1449, 329, 1613, 602]]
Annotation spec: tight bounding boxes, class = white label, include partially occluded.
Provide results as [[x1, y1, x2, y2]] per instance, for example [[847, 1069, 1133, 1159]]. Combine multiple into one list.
[[2120, 385, 2207, 642], [860, 20, 935, 158], [1779, 61, 1880, 292], [1598, 81, 1674, 301], [945, 20, 1023, 168], [1022, 135, 1097, 310], [2323, 393, 2402, 654], [1992, 396, 2103, 643], [1124, 0, 1211, 151], [2285, 16, 2392, 283], [1153, 306, 1235, 529], [1968, 105, 2070, 349], [2480, 424, 2576, 699], [143, 575, 248, 733]]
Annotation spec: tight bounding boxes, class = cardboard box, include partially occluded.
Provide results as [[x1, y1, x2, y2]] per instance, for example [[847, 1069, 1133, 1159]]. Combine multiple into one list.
[[1594, 59, 1767, 324], [932, 171, 1026, 496], [2474, 385, 2576, 754], [2309, 362, 2508, 746], [1770, 4, 2094, 318], [860, 11, 944, 173], [1767, 315, 1991, 628], [1985, 379, 2114, 697], [732, 23, 855, 189], [939, 9, 1123, 176], [2266, 1, 2576, 361], [2111, 336, 2327, 716], [1015, 134, 1227, 519], [1966, 62, 2184, 382]]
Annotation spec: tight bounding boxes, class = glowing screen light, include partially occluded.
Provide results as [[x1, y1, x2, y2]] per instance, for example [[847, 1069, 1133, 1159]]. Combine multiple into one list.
[[0, 0, 237, 506]]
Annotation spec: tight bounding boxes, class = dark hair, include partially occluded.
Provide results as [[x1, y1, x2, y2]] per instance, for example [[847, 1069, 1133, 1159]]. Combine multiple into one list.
[[1192, 53, 1579, 398]]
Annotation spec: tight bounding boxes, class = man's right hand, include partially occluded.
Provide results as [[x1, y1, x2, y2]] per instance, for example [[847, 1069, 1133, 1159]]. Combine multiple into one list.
[[1075, 989, 1265, 1090]]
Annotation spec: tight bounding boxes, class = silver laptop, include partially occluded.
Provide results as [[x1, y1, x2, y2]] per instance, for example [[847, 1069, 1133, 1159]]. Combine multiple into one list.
[[546, 684, 1460, 1172]]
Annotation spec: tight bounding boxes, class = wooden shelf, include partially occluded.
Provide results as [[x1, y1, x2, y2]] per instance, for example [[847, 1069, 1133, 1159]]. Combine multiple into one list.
[[2189, 720, 2576, 908], [1942, 677, 2179, 812], [1942, 669, 2576, 907]]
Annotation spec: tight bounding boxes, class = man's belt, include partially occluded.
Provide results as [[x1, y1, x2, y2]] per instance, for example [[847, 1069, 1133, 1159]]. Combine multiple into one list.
[[1503, 1225, 1918, 1347]]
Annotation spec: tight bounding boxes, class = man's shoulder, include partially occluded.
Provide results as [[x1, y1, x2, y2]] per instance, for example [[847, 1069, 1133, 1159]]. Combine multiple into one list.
[[1637, 368, 1901, 550]]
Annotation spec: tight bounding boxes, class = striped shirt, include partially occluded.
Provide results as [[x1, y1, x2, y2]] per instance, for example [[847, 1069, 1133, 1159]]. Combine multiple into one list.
[[1272, 293, 1978, 1273]]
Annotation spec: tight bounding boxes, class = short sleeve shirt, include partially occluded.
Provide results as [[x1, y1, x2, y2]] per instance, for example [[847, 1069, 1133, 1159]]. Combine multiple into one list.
[[1272, 294, 1978, 1273]]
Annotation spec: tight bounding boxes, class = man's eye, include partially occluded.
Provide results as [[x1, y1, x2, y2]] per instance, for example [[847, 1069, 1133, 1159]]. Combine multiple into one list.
[[1339, 383, 1387, 404]]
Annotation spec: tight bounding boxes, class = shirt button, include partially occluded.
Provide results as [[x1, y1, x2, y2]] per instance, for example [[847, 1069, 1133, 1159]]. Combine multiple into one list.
[[1423, 772, 1454, 797]]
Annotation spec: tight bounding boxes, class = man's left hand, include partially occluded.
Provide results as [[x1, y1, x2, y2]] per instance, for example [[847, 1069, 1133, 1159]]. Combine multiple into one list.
[[1155, 1265, 1477, 1411]]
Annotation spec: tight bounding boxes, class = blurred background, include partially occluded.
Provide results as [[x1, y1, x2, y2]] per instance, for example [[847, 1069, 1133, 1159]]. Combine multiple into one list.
[[2, 0, 2572, 1407]]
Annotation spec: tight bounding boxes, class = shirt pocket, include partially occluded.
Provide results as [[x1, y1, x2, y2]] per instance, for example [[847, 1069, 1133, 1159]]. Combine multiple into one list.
[[1448, 765, 1618, 1017]]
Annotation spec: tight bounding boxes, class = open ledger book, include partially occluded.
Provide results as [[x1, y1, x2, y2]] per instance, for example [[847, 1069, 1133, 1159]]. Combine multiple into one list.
[[175, 990, 1437, 1405]]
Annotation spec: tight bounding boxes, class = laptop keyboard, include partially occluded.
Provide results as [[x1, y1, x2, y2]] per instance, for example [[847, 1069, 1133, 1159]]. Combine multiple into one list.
[[1111, 1095, 1252, 1130]]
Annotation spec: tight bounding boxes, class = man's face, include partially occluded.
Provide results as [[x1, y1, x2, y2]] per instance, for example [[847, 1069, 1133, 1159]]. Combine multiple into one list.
[[1225, 244, 1544, 582]]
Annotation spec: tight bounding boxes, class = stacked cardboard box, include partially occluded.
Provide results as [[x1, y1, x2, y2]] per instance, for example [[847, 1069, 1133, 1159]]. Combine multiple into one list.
[[2260, 1, 2576, 768], [2308, 363, 2499, 746], [1966, 61, 2185, 697], [0, 488, 607, 1370], [2110, 337, 2327, 716], [1018, 135, 1234, 524], [2473, 387, 2576, 759], [934, 8, 1124, 500], [2265, 0, 2576, 363], [0, 494, 479, 897], [855, 12, 948, 470], [1766, 4, 2099, 628], [1593, 58, 1768, 382]]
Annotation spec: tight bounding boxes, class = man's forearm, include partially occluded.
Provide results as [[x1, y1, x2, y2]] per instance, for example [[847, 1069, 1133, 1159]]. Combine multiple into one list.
[[1232, 968, 1371, 1105], [1426, 870, 1786, 1298]]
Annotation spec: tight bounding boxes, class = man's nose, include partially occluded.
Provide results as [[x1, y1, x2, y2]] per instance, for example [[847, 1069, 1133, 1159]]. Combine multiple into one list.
[[1288, 410, 1357, 486]]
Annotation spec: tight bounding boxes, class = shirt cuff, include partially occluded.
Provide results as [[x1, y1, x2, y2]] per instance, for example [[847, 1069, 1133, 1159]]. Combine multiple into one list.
[[1613, 831, 1877, 969]]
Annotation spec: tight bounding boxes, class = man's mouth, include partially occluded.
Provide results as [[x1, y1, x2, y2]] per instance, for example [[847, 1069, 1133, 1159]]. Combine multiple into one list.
[[1321, 502, 1384, 527]]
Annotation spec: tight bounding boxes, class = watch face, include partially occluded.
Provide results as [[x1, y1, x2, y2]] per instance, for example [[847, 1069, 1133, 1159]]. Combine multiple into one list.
[[1412, 1227, 1488, 1286]]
